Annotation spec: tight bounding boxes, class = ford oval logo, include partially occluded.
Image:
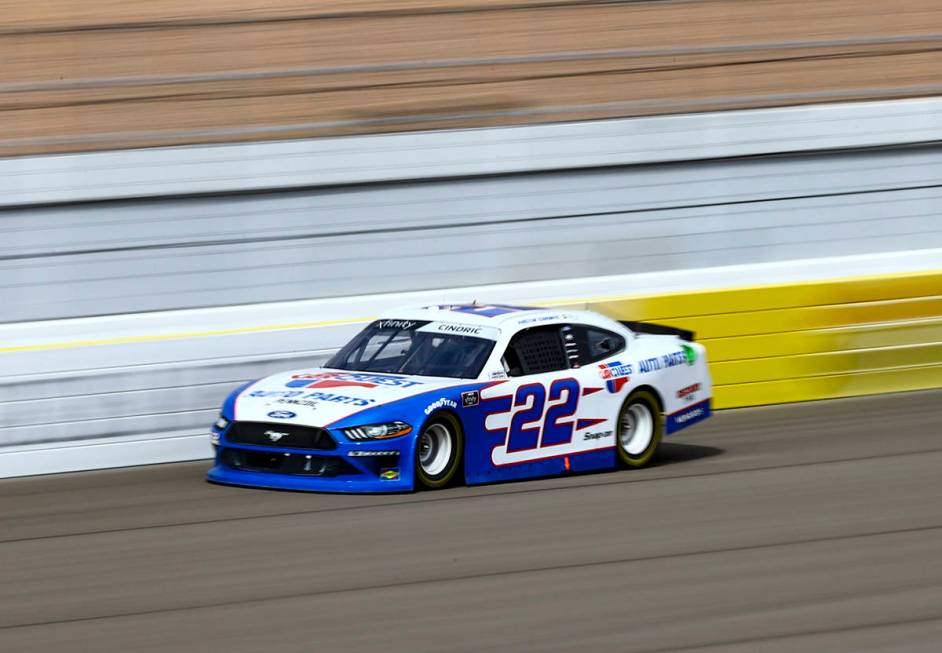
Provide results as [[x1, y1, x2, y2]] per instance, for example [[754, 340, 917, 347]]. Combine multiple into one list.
[[267, 410, 296, 419]]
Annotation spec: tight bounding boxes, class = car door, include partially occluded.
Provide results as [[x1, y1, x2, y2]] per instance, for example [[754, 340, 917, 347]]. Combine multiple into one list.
[[475, 323, 619, 480]]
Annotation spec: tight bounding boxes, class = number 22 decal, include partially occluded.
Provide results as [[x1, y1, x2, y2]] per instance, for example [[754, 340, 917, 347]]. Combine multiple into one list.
[[505, 378, 580, 453]]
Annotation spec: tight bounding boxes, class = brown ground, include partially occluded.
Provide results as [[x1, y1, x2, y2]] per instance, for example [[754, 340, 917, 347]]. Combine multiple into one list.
[[2, 0, 941, 156]]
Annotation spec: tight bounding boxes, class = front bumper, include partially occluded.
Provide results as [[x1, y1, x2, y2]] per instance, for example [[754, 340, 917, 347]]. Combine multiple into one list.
[[206, 423, 415, 493]]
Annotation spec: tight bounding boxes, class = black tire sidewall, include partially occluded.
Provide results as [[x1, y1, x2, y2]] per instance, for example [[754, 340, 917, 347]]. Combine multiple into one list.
[[616, 390, 663, 468], [414, 412, 463, 489]]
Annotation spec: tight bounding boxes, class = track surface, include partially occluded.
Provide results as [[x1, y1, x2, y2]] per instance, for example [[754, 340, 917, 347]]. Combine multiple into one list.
[[2, 390, 941, 652]]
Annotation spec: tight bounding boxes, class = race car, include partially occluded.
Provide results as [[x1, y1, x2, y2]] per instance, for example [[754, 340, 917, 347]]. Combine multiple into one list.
[[207, 303, 712, 493]]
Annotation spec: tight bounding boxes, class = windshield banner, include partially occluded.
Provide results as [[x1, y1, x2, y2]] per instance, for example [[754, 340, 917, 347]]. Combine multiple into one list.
[[416, 321, 501, 340]]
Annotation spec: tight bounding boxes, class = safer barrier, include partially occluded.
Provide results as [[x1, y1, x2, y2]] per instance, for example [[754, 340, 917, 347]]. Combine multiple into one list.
[[4, 96, 942, 476], [2, 254, 940, 477], [588, 270, 942, 408], [6, 145, 942, 324], [6, 97, 942, 208]]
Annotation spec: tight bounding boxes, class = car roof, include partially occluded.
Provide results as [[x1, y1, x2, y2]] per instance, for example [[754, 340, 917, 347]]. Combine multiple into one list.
[[376, 303, 623, 332]]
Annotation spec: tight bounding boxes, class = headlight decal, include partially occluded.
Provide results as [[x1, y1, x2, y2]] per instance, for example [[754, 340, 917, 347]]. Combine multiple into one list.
[[343, 421, 412, 441]]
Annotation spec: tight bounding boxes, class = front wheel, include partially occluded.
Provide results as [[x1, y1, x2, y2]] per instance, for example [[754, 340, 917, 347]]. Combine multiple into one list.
[[414, 413, 463, 489], [616, 390, 663, 468]]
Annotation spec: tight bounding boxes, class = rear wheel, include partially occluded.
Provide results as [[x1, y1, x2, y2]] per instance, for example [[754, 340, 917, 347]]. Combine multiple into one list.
[[616, 389, 663, 468], [415, 413, 463, 489]]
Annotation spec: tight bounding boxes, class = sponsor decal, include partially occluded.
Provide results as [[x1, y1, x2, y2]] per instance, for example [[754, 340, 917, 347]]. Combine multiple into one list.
[[286, 372, 423, 390], [436, 323, 483, 336], [666, 399, 711, 433], [376, 319, 416, 330], [675, 406, 704, 424], [379, 468, 400, 481], [583, 430, 612, 441], [638, 347, 697, 374], [517, 314, 564, 325], [288, 375, 375, 390], [677, 383, 701, 400], [424, 397, 459, 415], [303, 392, 375, 407], [250, 390, 305, 398], [264, 430, 288, 442], [267, 410, 296, 419], [461, 391, 480, 408], [637, 357, 660, 373], [489, 370, 508, 380], [599, 360, 632, 393], [250, 389, 375, 407], [276, 398, 318, 409]]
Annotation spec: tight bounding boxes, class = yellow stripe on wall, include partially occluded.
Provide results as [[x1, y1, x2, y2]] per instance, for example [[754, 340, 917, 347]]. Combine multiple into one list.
[[589, 269, 942, 409], [717, 364, 942, 408], [700, 318, 942, 362]]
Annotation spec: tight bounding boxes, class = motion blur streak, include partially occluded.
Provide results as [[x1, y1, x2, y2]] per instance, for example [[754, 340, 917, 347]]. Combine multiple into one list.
[[592, 269, 942, 408], [5, 147, 942, 323], [2, 0, 942, 154], [1, 390, 940, 651]]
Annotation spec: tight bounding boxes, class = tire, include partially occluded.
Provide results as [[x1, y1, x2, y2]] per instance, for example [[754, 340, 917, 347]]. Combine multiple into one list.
[[414, 412, 463, 489], [615, 389, 663, 468]]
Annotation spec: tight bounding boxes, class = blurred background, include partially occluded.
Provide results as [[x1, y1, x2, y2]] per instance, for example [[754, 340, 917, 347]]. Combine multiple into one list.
[[3, 0, 942, 155], [2, 1, 942, 651], [2, 0, 941, 471], [4, 0, 941, 472]]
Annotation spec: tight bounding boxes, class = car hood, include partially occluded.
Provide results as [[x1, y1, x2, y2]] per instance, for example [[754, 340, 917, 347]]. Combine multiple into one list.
[[233, 368, 465, 427]]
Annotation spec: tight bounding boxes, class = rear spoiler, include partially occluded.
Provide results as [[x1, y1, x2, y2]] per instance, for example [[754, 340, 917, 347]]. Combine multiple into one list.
[[619, 320, 695, 342]]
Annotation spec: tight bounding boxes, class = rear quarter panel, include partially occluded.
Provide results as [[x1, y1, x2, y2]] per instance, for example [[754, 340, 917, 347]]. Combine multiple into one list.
[[625, 336, 712, 433]]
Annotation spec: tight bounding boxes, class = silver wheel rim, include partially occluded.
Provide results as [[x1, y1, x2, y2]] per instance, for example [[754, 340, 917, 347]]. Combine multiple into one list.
[[418, 423, 453, 477], [620, 402, 654, 456]]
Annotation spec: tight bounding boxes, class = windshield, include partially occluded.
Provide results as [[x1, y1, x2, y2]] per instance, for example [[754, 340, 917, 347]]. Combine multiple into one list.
[[326, 319, 495, 379]]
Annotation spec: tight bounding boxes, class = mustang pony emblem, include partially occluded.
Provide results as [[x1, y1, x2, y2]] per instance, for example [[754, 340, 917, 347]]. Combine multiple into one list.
[[264, 430, 288, 442]]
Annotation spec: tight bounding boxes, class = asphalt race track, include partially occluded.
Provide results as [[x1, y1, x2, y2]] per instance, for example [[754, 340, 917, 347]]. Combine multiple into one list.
[[2, 390, 941, 652]]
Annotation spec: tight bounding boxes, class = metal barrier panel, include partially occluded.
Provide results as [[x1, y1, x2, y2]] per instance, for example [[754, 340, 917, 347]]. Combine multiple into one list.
[[4, 147, 942, 323], [589, 270, 942, 408], [2, 250, 941, 477], [5, 98, 942, 207]]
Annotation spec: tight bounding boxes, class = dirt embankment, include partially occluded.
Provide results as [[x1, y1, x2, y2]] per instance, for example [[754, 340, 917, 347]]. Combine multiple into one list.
[[2, 0, 940, 155]]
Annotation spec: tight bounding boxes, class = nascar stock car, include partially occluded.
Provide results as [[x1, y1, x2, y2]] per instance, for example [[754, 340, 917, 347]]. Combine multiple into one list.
[[207, 303, 712, 492]]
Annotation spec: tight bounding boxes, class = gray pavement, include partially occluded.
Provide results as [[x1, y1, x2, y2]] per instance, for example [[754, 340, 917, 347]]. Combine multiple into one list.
[[2, 389, 941, 652]]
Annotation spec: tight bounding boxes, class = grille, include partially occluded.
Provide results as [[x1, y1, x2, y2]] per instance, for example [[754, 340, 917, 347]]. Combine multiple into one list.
[[219, 448, 357, 477], [226, 421, 336, 450]]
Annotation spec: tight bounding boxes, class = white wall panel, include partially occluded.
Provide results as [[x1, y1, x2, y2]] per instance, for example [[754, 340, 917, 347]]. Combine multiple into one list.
[[3, 147, 942, 323], [4, 97, 942, 207]]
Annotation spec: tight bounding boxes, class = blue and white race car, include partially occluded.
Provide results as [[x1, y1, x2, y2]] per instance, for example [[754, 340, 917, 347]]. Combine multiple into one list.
[[207, 303, 712, 493]]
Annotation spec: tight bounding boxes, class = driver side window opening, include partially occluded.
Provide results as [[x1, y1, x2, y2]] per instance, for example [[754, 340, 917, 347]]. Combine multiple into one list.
[[501, 325, 569, 377], [499, 323, 628, 377]]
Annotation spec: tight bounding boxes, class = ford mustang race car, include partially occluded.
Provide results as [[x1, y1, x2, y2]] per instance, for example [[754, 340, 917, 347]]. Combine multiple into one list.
[[207, 303, 712, 492]]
